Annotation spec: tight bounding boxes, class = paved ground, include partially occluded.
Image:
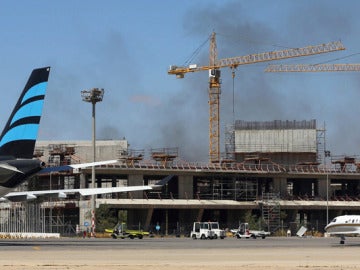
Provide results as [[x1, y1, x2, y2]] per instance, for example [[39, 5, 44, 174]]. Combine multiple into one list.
[[0, 236, 359, 269]]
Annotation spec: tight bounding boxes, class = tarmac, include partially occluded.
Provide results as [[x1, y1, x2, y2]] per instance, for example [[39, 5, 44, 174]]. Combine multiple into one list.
[[0, 236, 359, 270]]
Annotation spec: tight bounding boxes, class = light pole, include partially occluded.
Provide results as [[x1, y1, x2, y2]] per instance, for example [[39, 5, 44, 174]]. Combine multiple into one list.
[[81, 88, 104, 237], [326, 173, 329, 225], [49, 171, 54, 234]]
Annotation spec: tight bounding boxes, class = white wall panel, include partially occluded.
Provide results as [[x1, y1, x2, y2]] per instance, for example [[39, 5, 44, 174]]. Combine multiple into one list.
[[235, 129, 317, 153]]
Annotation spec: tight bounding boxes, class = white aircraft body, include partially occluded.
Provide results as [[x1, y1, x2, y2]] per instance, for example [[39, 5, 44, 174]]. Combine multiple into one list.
[[0, 67, 172, 202], [325, 215, 360, 244]]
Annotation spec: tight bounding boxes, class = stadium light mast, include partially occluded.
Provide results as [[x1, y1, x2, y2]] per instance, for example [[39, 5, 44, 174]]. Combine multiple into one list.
[[81, 88, 104, 237]]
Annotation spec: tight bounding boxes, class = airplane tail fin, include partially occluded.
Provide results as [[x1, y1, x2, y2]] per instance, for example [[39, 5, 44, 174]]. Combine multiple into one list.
[[0, 67, 51, 158]]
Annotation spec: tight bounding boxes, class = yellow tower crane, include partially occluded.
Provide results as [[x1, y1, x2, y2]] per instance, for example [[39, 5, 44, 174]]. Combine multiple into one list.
[[168, 32, 345, 163], [265, 64, 360, 72]]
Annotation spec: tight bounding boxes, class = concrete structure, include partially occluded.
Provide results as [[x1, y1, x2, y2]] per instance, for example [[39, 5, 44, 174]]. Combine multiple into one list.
[[2, 122, 360, 236], [234, 120, 318, 165], [26, 155, 360, 235], [35, 140, 128, 166]]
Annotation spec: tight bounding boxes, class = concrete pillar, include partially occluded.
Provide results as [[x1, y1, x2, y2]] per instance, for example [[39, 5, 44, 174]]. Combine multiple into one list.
[[79, 173, 87, 189], [273, 176, 287, 196], [79, 173, 90, 232], [128, 174, 145, 198], [79, 199, 92, 232], [145, 208, 154, 229], [178, 175, 193, 199], [318, 175, 330, 199]]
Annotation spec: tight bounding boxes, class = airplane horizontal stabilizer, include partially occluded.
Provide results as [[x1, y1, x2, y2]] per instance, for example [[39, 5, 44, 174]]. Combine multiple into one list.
[[0, 163, 24, 173]]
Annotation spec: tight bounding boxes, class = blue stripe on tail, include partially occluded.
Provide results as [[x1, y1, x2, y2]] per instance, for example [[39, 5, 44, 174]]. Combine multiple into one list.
[[11, 100, 44, 125], [0, 124, 39, 147], [21, 82, 47, 103]]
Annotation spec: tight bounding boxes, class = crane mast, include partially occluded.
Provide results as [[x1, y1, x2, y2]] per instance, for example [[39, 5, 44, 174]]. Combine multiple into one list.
[[208, 32, 221, 162], [168, 32, 345, 163], [265, 64, 360, 72]]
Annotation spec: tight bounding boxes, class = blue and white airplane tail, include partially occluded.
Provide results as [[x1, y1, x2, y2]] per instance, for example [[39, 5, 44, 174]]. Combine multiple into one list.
[[0, 67, 50, 159]]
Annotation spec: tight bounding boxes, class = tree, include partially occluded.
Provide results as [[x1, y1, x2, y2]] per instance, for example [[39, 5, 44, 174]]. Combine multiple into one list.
[[95, 204, 118, 233]]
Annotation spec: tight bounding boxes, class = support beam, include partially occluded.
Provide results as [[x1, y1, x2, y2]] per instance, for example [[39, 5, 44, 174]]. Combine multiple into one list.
[[145, 208, 154, 229]]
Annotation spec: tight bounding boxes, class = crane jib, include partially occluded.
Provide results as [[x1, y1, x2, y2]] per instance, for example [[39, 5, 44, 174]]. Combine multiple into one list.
[[168, 32, 344, 163]]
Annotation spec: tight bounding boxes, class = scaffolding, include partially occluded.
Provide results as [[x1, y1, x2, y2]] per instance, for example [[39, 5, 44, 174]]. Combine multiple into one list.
[[224, 124, 235, 162], [0, 202, 46, 233], [236, 179, 258, 201], [118, 148, 145, 166], [48, 144, 78, 166], [316, 123, 327, 165], [197, 177, 258, 201], [261, 193, 281, 233], [151, 147, 178, 166], [212, 180, 257, 201], [0, 201, 78, 236]]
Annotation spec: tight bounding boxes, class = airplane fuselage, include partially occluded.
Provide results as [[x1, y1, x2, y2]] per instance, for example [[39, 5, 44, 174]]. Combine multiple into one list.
[[325, 215, 360, 234]]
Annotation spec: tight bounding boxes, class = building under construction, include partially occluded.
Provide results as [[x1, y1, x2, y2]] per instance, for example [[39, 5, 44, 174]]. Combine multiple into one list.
[[1, 120, 360, 236], [230, 119, 320, 165]]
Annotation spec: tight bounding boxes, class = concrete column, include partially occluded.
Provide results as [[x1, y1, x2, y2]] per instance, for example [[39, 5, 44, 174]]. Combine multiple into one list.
[[126, 175, 146, 229], [79, 200, 92, 232], [318, 175, 330, 199], [78, 173, 91, 232], [128, 174, 145, 199], [145, 208, 154, 229], [178, 175, 193, 199], [79, 173, 87, 189], [272, 176, 287, 196]]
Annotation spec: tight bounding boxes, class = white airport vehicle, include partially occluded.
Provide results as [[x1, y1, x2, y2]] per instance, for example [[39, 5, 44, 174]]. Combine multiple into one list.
[[209, 222, 226, 239], [190, 222, 215, 239], [234, 223, 270, 239]]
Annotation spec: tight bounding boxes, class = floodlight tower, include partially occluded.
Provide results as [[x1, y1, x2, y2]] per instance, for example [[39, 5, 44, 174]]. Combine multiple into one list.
[[81, 87, 104, 237]]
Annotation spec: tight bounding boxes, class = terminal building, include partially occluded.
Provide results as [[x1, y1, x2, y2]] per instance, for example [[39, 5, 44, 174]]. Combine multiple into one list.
[[1, 119, 360, 236]]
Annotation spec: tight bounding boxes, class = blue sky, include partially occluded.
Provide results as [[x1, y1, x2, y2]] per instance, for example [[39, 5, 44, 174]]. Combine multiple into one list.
[[1, 0, 360, 162]]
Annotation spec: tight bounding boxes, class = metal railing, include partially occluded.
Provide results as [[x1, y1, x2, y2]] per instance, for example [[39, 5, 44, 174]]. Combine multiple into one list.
[[98, 161, 360, 175]]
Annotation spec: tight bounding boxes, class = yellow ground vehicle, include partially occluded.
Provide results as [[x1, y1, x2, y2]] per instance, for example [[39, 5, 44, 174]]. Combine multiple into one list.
[[107, 223, 150, 239]]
